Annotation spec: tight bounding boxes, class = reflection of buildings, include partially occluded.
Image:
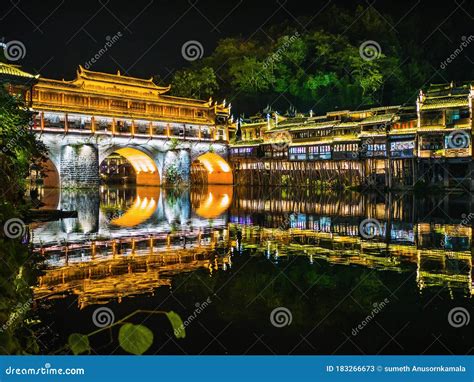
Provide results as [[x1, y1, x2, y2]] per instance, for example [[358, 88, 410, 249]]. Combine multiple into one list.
[[100, 153, 136, 184], [34, 231, 231, 308], [228, 222, 473, 297], [34, 215, 473, 309], [228, 189, 473, 296]]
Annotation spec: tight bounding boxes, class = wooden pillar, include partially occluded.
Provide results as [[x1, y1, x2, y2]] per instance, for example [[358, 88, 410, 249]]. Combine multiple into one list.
[[64, 113, 69, 133], [40, 111, 45, 131], [91, 116, 96, 133]]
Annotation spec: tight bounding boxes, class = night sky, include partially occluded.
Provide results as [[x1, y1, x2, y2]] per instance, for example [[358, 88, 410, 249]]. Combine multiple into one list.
[[2, 0, 473, 83]]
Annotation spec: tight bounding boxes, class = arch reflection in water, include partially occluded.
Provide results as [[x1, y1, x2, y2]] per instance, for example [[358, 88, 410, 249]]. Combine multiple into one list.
[[193, 185, 233, 219], [106, 187, 161, 227], [31, 186, 234, 245]]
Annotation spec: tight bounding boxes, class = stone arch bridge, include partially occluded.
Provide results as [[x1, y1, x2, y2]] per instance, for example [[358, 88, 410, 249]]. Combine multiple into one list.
[[0, 63, 234, 188], [39, 132, 232, 188]]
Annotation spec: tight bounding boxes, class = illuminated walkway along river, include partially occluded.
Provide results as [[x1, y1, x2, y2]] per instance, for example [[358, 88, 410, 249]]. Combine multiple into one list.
[[31, 186, 473, 354]]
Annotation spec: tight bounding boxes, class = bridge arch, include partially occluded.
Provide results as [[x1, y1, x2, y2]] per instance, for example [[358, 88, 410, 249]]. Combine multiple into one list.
[[191, 152, 233, 185], [41, 157, 60, 188], [100, 146, 160, 186]]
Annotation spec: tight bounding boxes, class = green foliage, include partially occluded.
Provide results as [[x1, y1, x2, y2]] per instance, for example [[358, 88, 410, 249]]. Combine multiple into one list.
[[229, 57, 275, 94], [169, 137, 179, 150], [170, 67, 219, 99], [118, 323, 154, 355], [65, 310, 184, 355], [0, 206, 41, 354], [0, 86, 46, 353], [166, 311, 186, 339], [164, 163, 183, 184], [68, 333, 90, 355], [164, 5, 437, 113], [0, 86, 47, 205]]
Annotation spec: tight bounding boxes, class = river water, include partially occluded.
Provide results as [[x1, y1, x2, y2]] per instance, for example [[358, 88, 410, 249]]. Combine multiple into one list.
[[30, 186, 473, 354]]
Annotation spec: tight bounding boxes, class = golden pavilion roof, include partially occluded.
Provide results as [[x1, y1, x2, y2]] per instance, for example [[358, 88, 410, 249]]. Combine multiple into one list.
[[36, 66, 171, 101], [0, 62, 39, 83], [77, 65, 169, 92]]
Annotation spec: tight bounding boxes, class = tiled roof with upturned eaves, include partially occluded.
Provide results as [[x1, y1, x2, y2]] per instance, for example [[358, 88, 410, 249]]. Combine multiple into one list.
[[0, 63, 39, 81], [359, 113, 396, 124], [421, 96, 469, 110]]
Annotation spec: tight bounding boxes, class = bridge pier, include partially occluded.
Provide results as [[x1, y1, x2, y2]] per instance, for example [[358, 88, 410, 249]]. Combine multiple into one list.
[[60, 144, 100, 188]]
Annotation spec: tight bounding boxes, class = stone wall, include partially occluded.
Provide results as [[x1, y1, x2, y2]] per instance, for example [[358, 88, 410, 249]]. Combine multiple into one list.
[[60, 144, 100, 188]]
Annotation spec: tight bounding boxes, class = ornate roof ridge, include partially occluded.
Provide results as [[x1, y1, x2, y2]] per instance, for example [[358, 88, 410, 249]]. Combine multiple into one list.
[[0, 62, 39, 80], [77, 65, 170, 93]]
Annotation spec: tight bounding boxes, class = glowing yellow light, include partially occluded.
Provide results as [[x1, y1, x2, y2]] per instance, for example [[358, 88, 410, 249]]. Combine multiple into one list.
[[115, 148, 157, 174], [200, 158, 214, 173], [195, 185, 232, 218], [110, 188, 160, 227], [196, 152, 231, 173]]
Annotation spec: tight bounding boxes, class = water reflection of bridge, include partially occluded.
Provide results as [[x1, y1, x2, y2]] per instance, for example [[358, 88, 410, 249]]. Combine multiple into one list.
[[34, 221, 473, 309], [32, 185, 233, 244], [33, 188, 473, 308], [35, 230, 231, 308]]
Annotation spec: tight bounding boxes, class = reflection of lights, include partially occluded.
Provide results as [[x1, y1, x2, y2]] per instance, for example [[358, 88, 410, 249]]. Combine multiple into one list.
[[195, 186, 232, 219], [220, 193, 229, 208], [110, 190, 158, 227]]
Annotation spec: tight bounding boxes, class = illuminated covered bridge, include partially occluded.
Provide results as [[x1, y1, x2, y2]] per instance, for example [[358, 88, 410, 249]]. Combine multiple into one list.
[[2, 64, 233, 187]]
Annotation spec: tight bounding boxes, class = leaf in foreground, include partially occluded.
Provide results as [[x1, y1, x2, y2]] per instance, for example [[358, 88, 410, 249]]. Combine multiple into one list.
[[118, 323, 154, 355], [68, 333, 90, 355], [166, 311, 186, 339]]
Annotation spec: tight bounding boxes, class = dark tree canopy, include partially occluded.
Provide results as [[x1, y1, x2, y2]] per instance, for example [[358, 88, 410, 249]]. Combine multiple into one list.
[[167, 5, 470, 115]]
